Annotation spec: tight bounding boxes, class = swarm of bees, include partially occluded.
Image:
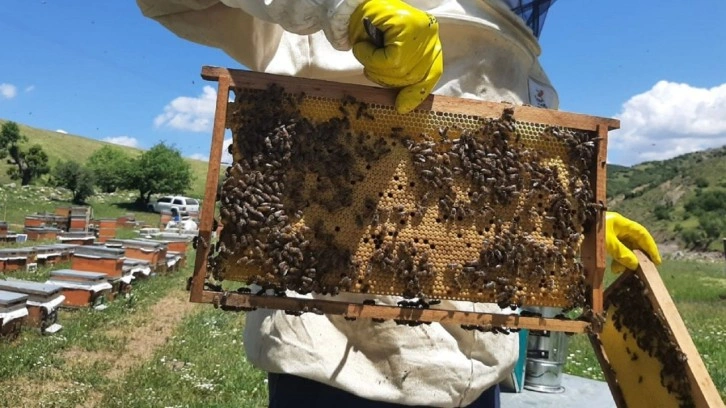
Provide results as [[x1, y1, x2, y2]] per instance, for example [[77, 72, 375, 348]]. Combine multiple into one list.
[[607, 274, 694, 407], [209, 84, 603, 311]]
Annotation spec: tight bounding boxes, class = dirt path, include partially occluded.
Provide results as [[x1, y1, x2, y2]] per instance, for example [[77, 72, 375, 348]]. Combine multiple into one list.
[[2, 288, 200, 408]]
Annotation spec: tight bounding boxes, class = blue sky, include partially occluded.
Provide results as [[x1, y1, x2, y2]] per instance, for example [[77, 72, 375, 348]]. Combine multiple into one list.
[[1, 1, 725, 166]]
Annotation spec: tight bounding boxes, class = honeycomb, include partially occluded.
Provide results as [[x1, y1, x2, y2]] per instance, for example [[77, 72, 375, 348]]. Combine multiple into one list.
[[209, 84, 602, 309], [605, 273, 694, 407]]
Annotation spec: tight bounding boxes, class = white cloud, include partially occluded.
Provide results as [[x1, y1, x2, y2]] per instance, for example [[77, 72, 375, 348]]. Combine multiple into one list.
[[103, 136, 139, 148], [222, 137, 233, 163], [0, 83, 17, 99], [186, 138, 233, 163], [187, 153, 208, 161], [55, 129, 68, 134], [610, 80, 726, 166], [154, 86, 217, 132], [25, 85, 35, 93]]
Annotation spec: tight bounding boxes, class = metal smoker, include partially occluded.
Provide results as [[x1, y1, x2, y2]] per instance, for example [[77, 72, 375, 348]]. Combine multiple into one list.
[[523, 306, 571, 393]]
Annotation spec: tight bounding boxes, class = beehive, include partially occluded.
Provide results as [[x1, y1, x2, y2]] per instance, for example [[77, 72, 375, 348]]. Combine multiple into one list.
[[200, 68, 615, 312]]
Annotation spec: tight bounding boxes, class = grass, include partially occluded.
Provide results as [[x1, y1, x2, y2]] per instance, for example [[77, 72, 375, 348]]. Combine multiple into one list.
[[99, 308, 268, 408], [0, 264, 192, 407], [0, 264, 186, 381], [0, 252, 269, 408]]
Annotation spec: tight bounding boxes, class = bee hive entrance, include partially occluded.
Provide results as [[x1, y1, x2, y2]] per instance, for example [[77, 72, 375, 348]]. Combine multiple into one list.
[[193, 67, 616, 331]]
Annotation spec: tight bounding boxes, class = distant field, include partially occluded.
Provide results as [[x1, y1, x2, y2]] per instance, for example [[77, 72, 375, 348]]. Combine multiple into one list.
[[0, 186, 166, 230]]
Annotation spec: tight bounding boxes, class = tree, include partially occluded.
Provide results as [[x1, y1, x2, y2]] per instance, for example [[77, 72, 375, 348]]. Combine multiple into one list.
[[122, 142, 193, 205], [52, 161, 95, 204], [0, 122, 50, 185], [87, 145, 132, 193]]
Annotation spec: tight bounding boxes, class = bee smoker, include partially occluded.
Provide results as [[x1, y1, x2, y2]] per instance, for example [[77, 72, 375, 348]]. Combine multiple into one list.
[[523, 306, 571, 393]]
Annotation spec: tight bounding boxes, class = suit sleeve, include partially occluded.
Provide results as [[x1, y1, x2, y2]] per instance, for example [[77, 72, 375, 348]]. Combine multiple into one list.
[[139, 0, 366, 52]]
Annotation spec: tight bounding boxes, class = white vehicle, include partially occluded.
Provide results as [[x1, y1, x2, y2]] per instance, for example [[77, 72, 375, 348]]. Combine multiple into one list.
[[148, 195, 200, 214]]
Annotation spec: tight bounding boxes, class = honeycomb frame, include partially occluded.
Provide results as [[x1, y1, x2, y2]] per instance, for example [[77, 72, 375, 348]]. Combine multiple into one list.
[[190, 66, 617, 332]]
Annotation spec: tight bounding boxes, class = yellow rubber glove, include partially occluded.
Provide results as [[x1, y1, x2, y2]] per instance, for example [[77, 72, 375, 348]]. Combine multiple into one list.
[[349, 0, 443, 114], [605, 211, 662, 274]]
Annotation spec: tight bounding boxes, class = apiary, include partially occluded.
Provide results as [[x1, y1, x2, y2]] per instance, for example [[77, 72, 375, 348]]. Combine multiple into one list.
[[0, 290, 29, 340], [69, 206, 92, 232], [0, 280, 64, 334], [72, 245, 126, 278], [24, 215, 53, 228], [191, 67, 615, 332], [47, 269, 112, 308], [164, 253, 182, 272]]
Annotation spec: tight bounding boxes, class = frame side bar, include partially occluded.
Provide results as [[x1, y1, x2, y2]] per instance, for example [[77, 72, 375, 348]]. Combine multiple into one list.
[[583, 124, 609, 316], [190, 76, 230, 303]]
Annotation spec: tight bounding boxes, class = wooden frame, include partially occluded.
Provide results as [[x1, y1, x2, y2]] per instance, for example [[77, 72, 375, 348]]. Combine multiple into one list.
[[190, 66, 619, 334], [589, 251, 724, 407]]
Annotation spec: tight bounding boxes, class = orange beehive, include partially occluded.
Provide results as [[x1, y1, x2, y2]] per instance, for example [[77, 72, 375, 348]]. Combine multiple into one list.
[[0, 248, 36, 272], [0, 290, 29, 340], [46, 270, 111, 308], [97, 219, 117, 243], [106, 239, 167, 272], [0, 280, 64, 333]]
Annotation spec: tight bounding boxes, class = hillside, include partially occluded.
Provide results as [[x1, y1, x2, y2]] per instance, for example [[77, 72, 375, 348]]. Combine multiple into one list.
[[0, 119, 212, 198], [607, 146, 726, 251]]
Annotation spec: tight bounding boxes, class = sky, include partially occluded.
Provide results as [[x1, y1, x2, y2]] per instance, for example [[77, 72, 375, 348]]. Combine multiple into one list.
[[1, 1, 725, 166]]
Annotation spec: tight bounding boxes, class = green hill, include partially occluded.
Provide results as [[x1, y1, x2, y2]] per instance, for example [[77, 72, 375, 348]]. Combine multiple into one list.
[[0, 119, 212, 198], [607, 146, 726, 251]]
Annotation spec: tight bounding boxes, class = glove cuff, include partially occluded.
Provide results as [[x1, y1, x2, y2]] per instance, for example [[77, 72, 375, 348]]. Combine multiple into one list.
[[324, 0, 368, 51]]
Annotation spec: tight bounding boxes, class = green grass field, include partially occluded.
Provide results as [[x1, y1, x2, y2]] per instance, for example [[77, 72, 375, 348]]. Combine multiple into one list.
[[0, 188, 724, 406]]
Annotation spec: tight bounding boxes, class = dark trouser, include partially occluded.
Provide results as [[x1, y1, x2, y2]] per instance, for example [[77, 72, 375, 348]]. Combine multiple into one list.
[[268, 373, 500, 408]]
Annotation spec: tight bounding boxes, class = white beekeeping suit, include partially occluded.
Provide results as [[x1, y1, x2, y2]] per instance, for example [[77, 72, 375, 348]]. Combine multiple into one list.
[[137, 1, 558, 406]]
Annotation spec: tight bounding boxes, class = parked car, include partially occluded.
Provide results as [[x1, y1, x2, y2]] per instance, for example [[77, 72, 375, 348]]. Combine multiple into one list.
[[147, 195, 200, 214]]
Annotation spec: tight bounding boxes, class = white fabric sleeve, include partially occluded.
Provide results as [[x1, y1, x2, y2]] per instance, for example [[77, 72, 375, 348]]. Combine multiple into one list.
[[220, 0, 366, 50]]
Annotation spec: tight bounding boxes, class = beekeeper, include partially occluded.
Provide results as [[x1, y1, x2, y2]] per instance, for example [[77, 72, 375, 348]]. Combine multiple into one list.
[[137, 1, 662, 406]]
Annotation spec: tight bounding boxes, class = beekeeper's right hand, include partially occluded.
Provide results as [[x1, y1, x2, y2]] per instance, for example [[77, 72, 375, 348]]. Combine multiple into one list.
[[348, 0, 443, 114]]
